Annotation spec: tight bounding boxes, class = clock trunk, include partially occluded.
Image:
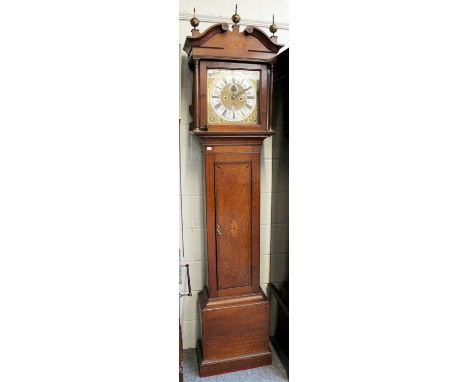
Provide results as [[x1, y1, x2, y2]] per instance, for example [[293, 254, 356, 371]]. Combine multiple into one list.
[[196, 138, 270, 377]]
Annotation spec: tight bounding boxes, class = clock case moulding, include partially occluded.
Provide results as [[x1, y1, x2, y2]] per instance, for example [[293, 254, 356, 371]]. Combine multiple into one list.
[[183, 21, 284, 377]]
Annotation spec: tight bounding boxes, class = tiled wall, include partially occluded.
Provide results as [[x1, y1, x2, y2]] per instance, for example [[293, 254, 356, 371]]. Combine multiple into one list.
[[179, 0, 289, 349]]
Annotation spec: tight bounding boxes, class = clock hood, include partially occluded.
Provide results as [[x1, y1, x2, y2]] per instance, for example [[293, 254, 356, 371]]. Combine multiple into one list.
[[183, 23, 284, 66]]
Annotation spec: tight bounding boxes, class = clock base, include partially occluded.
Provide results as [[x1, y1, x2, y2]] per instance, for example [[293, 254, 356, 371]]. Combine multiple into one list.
[[196, 288, 272, 377], [197, 340, 272, 377]]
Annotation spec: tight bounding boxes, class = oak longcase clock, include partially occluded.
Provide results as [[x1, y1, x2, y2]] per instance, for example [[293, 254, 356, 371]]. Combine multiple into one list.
[[183, 7, 283, 377]]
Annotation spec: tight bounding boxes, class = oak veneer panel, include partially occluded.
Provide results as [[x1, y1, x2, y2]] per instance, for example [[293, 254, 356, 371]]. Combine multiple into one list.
[[215, 161, 252, 290], [202, 300, 269, 360], [204, 150, 260, 298]]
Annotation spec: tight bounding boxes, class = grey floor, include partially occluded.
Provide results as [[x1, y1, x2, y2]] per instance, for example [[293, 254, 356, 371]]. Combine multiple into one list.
[[182, 346, 288, 382]]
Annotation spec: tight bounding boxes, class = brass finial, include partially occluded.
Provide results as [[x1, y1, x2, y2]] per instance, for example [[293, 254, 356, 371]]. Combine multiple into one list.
[[269, 14, 277, 36], [231, 4, 241, 25], [190, 7, 199, 30]]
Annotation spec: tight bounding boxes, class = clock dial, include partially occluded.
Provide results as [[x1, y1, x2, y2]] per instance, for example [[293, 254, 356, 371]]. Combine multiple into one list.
[[207, 69, 260, 125]]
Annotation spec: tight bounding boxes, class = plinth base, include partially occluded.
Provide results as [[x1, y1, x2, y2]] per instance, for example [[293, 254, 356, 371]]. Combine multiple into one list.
[[196, 288, 272, 377], [197, 340, 272, 377]]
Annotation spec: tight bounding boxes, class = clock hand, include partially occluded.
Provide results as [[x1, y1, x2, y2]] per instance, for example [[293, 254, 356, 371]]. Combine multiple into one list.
[[230, 87, 246, 100], [229, 86, 237, 100], [233, 88, 246, 100]]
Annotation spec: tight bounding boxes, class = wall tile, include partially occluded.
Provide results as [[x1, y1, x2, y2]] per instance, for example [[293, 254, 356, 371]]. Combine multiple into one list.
[[261, 136, 273, 159], [179, 21, 193, 46], [180, 292, 200, 323], [180, 52, 193, 89], [260, 192, 272, 225], [178, 0, 193, 15], [260, 0, 289, 24], [179, 277, 191, 302], [179, 85, 193, 125], [179, 124, 190, 162], [260, 224, 271, 255], [179, 113, 202, 163], [204, 259, 210, 286], [270, 253, 288, 283], [179, 224, 183, 280], [260, 254, 270, 284], [180, 160, 204, 196], [270, 223, 288, 254], [271, 191, 288, 224], [182, 320, 198, 349], [182, 228, 205, 261], [260, 158, 272, 193], [181, 196, 204, 229], [189, 134, 203, 161]]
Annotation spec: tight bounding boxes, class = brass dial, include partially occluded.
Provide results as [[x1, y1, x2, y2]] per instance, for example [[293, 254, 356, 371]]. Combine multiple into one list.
[[207, 69, 259, 124]]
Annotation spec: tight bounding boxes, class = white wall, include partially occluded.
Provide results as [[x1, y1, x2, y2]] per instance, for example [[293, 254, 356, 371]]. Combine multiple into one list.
[[179, 0, 289, 349]]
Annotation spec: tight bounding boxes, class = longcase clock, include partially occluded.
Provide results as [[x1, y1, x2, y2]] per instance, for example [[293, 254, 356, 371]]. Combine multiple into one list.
[[183, 8, 283, 377]]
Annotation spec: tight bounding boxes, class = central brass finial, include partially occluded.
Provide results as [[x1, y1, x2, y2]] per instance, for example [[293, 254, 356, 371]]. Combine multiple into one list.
[[190, 7, 199, 30], [269, 14, 277, 36], [231, 4, 241, 25]]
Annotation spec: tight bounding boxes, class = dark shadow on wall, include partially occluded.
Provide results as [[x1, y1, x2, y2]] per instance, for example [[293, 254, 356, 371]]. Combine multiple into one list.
[[268, 48, 289, 375]]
